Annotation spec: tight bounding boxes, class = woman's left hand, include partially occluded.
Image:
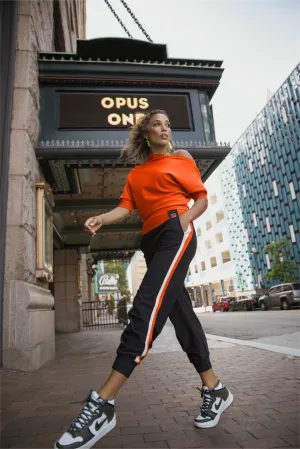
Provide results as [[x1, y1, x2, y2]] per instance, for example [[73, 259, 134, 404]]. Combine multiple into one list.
[[179, 213, 191, 233]]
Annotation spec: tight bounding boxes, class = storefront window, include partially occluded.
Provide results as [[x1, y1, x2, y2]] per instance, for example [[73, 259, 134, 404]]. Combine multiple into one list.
[[199, 92, 216, 144]]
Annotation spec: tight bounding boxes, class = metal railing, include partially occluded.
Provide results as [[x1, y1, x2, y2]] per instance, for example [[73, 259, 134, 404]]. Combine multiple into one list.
[[82, 299, 128, 330]]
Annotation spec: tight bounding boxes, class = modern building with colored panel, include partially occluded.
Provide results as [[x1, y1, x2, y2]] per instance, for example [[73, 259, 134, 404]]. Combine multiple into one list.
[[221, 63, 300, 291]]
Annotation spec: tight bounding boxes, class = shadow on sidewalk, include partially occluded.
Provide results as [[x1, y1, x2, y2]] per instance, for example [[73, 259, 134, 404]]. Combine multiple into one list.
[[1, 329, 299, 448]]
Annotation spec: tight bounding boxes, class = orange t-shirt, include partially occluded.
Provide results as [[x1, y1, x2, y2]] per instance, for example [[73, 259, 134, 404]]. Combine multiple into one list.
[[119, 153, 207, 235]]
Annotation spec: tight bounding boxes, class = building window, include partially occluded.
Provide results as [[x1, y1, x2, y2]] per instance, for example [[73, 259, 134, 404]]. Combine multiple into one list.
[[197, 227, 201, 237], [199, 92, 213, 143], [210, 194, 217, 204], [282, 106, 288, 124], [205, 240, 212, 249], [216, 211, 224, 223], [242, 184, 247, 198], [249, 159, 253, 172], [266, 254, 271, 270], [221, 250, 231, 263], [206, 220, 212, 230], [289, 224, 296, 243], [215, 232, 223, 243], [259, 150, 265, 166], [210, 256, 217, 268], [195, 264, 198, 273], [252, 212, 257, 227], [201, 261, 206, 271], [267, 118, 273, 135], [289, 182, 296, 200], [245, 228, 249, 242], [266, 216, 271, 233], [273, 180, 278, 197]]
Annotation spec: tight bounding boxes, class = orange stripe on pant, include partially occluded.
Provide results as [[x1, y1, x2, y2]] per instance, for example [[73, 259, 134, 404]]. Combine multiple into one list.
[[135, 224, 194, 365]]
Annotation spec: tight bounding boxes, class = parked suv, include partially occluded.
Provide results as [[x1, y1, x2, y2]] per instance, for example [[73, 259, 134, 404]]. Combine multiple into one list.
[[259, 282, 300, 310], [212, 297, 234, 312]]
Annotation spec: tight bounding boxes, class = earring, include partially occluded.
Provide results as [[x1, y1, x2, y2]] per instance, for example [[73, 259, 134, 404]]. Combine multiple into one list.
[[169, 141, 173, 150], [146, 138, 151, 148]]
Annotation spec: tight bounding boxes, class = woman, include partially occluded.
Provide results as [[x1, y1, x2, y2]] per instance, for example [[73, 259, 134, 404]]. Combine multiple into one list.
[[55, 110, 233, 449]]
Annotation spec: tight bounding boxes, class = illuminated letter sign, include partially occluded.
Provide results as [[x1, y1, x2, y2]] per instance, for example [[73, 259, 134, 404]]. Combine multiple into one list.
[[59, 93, 192, 130]]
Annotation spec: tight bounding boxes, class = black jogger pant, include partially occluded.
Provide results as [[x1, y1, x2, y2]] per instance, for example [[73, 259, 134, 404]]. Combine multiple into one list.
[[112, 210, 212, 378]]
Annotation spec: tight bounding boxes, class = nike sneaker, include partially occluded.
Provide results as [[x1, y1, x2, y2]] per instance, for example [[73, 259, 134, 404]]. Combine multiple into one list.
[[54, 390, 116, 449], [194, 381, 233, 428]]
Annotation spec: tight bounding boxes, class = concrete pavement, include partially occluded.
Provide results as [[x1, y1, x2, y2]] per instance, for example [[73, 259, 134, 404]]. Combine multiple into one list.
[[194, 310, 300, 353], [1, 323, 299, 449]]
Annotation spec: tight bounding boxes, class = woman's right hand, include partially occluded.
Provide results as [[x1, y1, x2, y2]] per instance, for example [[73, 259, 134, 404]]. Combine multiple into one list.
[[84, 215, 104, 236]]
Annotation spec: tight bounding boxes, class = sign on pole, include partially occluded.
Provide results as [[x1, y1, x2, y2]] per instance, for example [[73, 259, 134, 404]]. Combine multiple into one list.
[[95, 273, 119, 294]]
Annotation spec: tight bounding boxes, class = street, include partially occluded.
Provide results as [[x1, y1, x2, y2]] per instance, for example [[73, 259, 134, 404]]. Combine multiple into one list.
[[195, 309, 300, 349]]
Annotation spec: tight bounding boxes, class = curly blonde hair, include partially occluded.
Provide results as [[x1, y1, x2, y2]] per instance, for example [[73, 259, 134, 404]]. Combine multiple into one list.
[[120, 109, 174, 164]]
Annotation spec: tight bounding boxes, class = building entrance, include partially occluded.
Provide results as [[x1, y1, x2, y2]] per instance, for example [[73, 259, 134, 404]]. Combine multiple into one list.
[[0, 35, 230, 371], [37, 36, 230, 340]]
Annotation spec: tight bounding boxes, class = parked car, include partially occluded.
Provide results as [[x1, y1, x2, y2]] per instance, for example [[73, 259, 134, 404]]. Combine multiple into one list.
[[212, 297, 234, 312], [247, 294, 261, 308], [259, 282, 300, 310], [230, 296, 256, 311]]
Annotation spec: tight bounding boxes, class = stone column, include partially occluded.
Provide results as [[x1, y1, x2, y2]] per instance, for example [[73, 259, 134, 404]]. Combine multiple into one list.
[[2, 1, 56, 371], [54, 249, 81, 333], [209, 283, 214, 305], [79, 254, 96, 328], [79, 254, 89, 303], [200, 285, 205, 307]]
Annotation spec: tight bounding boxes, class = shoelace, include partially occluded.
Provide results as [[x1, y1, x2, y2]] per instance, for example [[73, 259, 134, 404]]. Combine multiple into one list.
[[69, 393, 101, 431], [197, 387, 212, 416]]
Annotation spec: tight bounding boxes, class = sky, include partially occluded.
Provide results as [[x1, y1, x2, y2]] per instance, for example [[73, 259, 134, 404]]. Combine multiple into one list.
[[86, 0, 300, 145]]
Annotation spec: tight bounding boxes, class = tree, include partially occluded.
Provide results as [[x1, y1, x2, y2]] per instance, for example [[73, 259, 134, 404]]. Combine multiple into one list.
[[236, 271, 247, 291], [264, 238, 299, 283], [103, 261, 130, 296]]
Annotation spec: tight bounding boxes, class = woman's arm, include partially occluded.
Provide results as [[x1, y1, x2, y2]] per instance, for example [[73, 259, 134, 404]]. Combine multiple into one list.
[[84, 207, 130, 236], [173, 149, 208, 231], [180, 198, 208, 231], [102, 207, 131, 225]]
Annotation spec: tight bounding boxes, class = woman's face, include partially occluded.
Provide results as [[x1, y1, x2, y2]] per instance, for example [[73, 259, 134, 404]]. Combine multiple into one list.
[[146, 114, 171, 147]]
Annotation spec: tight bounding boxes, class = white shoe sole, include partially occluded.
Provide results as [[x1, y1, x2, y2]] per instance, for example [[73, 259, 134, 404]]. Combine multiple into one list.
[[54, 415, 117, 449], [194, 391, 234, 429]]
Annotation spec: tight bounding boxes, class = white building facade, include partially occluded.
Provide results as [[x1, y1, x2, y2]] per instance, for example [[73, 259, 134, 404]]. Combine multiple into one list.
[[126, 251, 147, 298], [186, 167, 237, 307]]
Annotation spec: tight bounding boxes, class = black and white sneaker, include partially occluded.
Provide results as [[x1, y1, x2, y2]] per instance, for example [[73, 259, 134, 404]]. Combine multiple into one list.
[[194, 381, 233, 429], [54, 390, 116, 449]]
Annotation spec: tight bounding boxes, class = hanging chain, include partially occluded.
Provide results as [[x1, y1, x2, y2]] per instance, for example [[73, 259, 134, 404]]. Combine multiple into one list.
[[119, 0, 153, 42], [103, 0, 133, 39]]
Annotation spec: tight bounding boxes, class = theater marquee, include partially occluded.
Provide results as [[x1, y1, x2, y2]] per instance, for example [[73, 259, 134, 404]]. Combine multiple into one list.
[[59, 93, 192, 130]]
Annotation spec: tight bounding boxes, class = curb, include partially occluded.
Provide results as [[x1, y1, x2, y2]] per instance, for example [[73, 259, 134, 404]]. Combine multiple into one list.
[[206, 333, 300, 358]]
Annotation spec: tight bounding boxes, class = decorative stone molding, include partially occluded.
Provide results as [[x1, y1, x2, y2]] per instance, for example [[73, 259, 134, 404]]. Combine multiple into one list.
[[3, 281, 55, 371], [39, 139, 230, 148]]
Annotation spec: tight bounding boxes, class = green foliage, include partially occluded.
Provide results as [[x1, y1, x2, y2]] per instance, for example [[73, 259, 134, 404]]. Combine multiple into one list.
[[236, 271, 247, 291], [103, 261, 130, 296], [264, 238, 298, 283]]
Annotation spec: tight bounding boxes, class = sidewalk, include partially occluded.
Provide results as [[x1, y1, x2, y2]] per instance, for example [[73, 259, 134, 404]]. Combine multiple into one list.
[[1, 325, 299, 449]]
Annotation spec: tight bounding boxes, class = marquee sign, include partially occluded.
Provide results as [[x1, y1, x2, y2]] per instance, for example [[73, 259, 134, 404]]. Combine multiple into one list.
[[59, 93, 192, 130]]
